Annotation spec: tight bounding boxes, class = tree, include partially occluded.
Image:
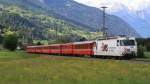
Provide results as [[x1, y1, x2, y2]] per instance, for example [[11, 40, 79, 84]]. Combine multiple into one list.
[[0, 35, 3, 44], [37, 41, 42, 45], [79, 37, 87, 41], [3, 31, 18, 51], [137, 45, 146, 58]]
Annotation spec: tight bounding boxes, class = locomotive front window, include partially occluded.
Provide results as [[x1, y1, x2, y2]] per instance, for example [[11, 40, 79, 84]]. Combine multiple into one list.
[[120, 40, 135, 46]]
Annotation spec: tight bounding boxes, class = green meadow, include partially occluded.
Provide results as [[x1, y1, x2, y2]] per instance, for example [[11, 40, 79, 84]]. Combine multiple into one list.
[[0, 51, 150, 84]]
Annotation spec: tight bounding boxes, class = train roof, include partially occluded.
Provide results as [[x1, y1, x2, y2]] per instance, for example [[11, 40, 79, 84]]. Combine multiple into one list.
[[27, 41, 95, 48], [96, 36, 136, 41], [27, 44, 60, 48], [73, 41, 95, 44]]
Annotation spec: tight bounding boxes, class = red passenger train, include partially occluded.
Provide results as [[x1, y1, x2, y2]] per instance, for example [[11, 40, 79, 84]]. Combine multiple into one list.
[[26, 37, 137, 58], [26, 41, 95, 56]]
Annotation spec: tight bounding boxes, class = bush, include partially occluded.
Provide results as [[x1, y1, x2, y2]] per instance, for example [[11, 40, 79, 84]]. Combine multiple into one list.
[[3, 33, 18, 51], [146, 43, 150, 51], [147, 46, 150, 51], [0, 35, 3, 44], [137, 45, 146, 58], [37, 42, 42, 45]]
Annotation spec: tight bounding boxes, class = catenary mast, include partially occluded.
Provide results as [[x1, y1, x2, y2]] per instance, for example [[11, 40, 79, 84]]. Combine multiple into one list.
[[101, 6, 108, 39]]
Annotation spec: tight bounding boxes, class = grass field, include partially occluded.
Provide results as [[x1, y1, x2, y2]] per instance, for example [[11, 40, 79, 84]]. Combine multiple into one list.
[[0, 51, 150, 84], [145, 52, 150, 58]]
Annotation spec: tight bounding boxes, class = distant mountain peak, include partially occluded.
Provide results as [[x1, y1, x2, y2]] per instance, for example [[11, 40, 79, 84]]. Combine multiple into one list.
[[74, 0, 150, 37], [38, 0, 45, 3], [74, 0, 150, 13]]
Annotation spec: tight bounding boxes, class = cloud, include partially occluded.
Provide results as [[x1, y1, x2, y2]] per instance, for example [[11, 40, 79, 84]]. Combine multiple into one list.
[[74, 0, 150, 12], [38, 0, 45, 3]]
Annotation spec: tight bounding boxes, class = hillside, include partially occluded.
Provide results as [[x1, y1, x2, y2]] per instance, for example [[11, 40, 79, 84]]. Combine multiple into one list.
[[110, 4, 150, 37], [38, 0, 139, 36], [0, 0, 139, 43], [75, 0, 150, 37], [0, 6, 99, 43]]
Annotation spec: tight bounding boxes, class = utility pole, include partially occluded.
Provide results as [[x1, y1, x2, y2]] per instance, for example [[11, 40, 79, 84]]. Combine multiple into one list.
[[101, 6, 108, 39]]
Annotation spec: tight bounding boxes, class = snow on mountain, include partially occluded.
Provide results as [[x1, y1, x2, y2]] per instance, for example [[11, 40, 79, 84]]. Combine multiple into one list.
[[38, 0, 44, 3], [74, 0, 150, 12], [74, 0, 150, 37]]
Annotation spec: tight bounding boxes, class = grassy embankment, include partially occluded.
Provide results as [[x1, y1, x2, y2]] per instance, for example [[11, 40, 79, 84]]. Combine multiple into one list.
[[145, 52, 150, 58], [0, 51, 150, 84]]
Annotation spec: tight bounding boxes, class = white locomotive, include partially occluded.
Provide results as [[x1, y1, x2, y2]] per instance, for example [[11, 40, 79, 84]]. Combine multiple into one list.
[[94, 36, 137, 57]]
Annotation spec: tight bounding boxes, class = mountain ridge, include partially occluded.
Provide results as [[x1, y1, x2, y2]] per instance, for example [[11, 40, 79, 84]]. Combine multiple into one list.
[[109, 3, 150, 37], [74, 0, 149, 37], [0, 0, 140, 37], [36, 0, 139, 36]]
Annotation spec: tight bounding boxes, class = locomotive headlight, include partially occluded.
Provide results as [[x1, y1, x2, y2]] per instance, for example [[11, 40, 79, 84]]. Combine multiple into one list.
[[124, 48, 130, 53], [127, 49, 130, 52], [123, 48, 127, 55]]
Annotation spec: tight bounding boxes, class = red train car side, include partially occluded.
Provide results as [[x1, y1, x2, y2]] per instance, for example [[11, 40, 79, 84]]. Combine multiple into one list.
[[42, 46, 50, 54], [26, 46, 36, 53], [35, 47, 42, 53], [73, 42, 94, 56], [26, 41, 95, 57], [61, 43, 73, 55], [50, 44, 61, 54]]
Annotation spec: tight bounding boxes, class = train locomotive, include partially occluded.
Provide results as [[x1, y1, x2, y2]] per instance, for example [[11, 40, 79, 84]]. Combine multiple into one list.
[[26, 36, 137, 58]]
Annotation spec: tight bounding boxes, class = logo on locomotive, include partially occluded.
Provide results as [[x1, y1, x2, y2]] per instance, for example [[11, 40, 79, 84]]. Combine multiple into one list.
[[101, 43, 108, 51]]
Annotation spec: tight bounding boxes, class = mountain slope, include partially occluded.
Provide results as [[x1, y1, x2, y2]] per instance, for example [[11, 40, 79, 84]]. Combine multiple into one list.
[[0, 0, 139, 37], [108, 3, 150, 37], [39, 0, 139, 36], [74, 0, 149, 37], [0, 6, 95, 42]]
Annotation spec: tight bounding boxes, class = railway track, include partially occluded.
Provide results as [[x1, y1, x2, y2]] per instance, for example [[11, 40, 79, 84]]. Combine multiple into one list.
[[67, 56, 150, 64], [80, 56, 150, 64], [92, 56, 150, 64], [128, 58, 150, 64]]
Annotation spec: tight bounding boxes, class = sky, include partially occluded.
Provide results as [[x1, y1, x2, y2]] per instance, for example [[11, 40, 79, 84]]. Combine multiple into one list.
[[74, 0, 150, 12]]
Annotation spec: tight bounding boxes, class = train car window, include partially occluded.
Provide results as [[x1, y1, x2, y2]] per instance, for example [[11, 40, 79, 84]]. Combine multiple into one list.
[[74, 44, 92, 49], [117, 40, 120, 46]]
